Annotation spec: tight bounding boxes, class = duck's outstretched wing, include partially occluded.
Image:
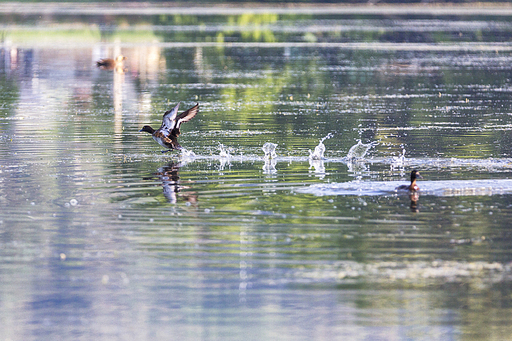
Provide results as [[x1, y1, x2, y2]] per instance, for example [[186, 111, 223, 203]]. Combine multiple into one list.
[[172, 103, 199, 136], [159, 102, 181, 136]]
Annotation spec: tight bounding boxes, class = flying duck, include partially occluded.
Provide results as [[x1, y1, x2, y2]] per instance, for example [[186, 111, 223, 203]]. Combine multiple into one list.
[[96, 55, 126, 70], [396, 170, 422, 191], [139, 102, 199, 153]]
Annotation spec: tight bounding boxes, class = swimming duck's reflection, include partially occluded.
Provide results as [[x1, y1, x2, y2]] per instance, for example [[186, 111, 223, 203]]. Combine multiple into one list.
[[96, 55, 127, 73], [151, 162, 197, 205], [409, 192, 420, 212]]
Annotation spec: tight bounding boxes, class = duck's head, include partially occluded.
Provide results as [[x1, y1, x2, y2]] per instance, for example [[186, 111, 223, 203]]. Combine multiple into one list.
[[139, 125, 155, 134], [115, 55, 127, 62], [410, 169, 423, 181]]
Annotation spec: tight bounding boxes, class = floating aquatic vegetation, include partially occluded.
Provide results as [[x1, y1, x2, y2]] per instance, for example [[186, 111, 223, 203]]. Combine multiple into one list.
[[292, 260, 506, 285]]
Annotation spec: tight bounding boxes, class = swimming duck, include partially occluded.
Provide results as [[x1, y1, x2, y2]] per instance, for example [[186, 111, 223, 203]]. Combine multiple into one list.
[[96, 55, 126, 70], [396, 170, 422, 191], [139, 102, 199, 152]]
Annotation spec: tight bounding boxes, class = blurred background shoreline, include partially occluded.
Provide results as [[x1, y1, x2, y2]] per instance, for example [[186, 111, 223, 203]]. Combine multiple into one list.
[[1, 2, 512, 15]]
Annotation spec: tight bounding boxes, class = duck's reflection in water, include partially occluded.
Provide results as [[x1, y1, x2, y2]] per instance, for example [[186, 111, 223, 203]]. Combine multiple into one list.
[[409, 191, 420, 212], [152, 162, 197, 205]]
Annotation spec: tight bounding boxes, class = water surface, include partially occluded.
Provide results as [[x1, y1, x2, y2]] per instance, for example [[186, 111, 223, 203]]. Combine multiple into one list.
[[2, 4, 512, 340]]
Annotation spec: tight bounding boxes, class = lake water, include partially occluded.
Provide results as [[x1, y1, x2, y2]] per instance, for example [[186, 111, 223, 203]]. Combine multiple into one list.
[[2, 4, 512, 340]]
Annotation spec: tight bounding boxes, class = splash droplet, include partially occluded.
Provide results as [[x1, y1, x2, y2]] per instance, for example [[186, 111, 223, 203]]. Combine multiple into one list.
[[309, 133, 333, 160], [346, 140, 378, 159], [219, 144, 232, 158], [180, 148, 196, 158], [262, 142, 277, 159], [263, 158, 277, 175]]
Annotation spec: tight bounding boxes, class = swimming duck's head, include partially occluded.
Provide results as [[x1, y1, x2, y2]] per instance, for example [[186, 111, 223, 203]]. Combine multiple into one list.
[[411, 170, 423, 181]]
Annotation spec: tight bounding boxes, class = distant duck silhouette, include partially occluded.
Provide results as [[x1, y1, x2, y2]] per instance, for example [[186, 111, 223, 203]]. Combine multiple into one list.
[[396, 170, 423, 192], [139, 102, 199, 152], [96, 55, 126, 70]]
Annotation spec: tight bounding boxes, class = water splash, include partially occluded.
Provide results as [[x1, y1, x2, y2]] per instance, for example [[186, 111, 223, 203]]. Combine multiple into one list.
[[263, 158, 277, 175], [320, 132, 334, 144], [219, 143, 232, 158], [180, 148, 196, 158], [309, 144, 325, 160], [262, 142, 277, 159], [309, 133, 334, 160], [347, 161, 368, 175], [309, 159, 325, 179], [219, 157, 231, 171], [391, 147, 406, 168], [346, 140, 378, 160]]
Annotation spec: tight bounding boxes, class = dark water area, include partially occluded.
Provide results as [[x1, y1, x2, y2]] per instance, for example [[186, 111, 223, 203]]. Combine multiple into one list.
[[2, 4, 512, 340]]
